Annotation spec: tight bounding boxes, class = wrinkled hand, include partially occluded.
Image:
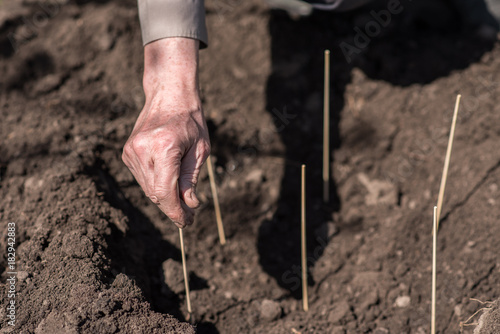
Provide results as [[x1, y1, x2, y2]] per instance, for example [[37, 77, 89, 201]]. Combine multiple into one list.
[[122, 38, 210, 228]]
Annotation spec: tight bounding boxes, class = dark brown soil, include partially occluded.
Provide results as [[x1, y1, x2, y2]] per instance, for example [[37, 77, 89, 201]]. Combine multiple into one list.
[[1, 0, 500, 333]]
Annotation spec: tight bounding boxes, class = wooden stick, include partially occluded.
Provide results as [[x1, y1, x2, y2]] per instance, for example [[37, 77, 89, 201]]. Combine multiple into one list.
[[301, 164, 308, 312], [206, 155, 226, 245], [323, 50, 331, 204], [431, 206, 437, 334], [179, 228, 192, 315], [436, 94, 461, 230]]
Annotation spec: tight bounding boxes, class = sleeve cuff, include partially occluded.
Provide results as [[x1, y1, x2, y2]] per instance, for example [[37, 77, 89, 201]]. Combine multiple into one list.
[[138, 0, 208, 49]]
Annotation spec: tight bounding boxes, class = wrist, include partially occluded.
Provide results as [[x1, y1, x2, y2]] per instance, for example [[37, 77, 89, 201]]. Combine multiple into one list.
[[143, 38, 200, 99]]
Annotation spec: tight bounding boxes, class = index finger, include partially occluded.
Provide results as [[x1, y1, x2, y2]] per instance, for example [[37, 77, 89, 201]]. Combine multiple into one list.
[[152, 151, 194, 228]]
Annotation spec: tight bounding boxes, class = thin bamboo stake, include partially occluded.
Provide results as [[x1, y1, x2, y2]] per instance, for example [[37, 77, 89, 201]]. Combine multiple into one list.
[[436, 94, 461, 230], [323, 50, 331, 204], [301, 164, 308, 312], [179, 228, 192, 315], [431, 206, 437, 334], [206, 155, 226, 245]]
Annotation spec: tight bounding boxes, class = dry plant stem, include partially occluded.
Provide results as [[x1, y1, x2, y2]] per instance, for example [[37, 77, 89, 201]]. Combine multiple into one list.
[[431, 206, 437, 334], [301, 164, 309, 312], [207, 155, 226, 245], [470, 298, 494, 305], [460, 307, 491, 329], [323, 50, 330, 204], [179, 228, 192, 315], [436, 94, 461, 230], [459, 299, 495, 331]]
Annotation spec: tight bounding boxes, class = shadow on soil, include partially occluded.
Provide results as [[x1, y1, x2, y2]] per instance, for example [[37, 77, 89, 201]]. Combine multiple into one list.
[[89, 162, 219, 333], [257, 0, 497, 297]]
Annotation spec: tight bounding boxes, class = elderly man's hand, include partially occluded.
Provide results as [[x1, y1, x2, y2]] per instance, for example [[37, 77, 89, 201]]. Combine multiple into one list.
[[123, 38, 210, 228]]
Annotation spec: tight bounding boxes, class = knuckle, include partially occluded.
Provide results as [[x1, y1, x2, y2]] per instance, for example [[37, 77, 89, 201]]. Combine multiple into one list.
[[130, 134, 149, 153], [151, 189, 169, 202], [190, 178, 199, 187]]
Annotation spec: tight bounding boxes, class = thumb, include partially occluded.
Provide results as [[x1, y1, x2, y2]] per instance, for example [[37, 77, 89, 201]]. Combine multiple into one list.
[[178, 146, 205, 209]]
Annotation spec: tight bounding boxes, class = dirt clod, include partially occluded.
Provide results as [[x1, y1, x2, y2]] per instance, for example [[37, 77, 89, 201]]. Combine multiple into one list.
[[260, 299, 282, 322], [161, 259, 185, 295]]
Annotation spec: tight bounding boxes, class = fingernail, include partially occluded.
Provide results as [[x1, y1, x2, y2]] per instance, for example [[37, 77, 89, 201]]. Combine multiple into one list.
[[191, 188, 200, 204]]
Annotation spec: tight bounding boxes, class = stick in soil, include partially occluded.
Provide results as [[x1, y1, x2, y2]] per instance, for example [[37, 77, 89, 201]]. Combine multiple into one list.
[[323, 50, 330, 204], [436, 94, 461, 231], [206, 155, 226, 245], [301, 164, 309, 312], [179, 228, 192, 316], [431, 206, 437, 334]]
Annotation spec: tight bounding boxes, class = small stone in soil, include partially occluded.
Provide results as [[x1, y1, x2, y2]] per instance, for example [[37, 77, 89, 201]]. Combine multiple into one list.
[[395, 295, 410, 308], [328, 300, 351, 324], [162, 259, 185, 294], [260, 299, 281, 321]]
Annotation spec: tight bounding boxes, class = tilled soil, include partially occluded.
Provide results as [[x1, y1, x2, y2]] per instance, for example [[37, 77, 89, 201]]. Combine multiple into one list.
[[1, 0, 500, 333]]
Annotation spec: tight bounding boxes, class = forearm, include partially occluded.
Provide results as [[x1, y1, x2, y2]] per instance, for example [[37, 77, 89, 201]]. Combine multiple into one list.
[[143, 38, 201, 111]]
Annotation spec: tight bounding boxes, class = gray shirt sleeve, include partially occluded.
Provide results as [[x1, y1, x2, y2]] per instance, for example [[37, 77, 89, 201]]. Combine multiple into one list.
[[138, 0, 208, 48]]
